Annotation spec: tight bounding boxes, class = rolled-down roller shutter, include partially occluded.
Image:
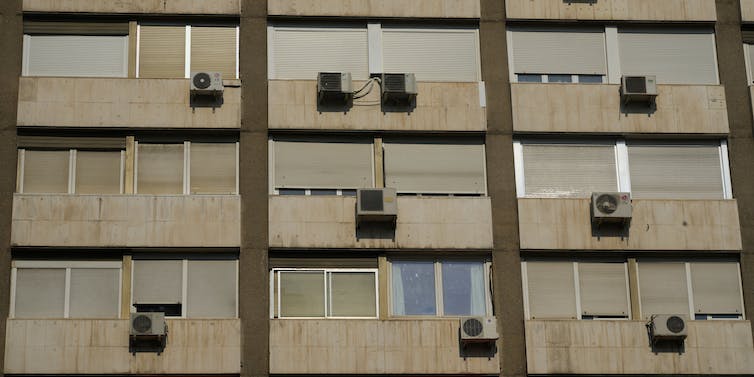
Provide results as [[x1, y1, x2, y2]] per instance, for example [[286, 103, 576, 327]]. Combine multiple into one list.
[[25, 34, 128, 77], [23, 150, 69, 193], [510, 27, 607, 75], [521, 143, 618, 197], [690, 262, 743, 315], [578, 263, 629, 317], [383, 141, 486, 194], [638, 262, 689, 318], [18, 136, 126, 149], [132, 260, 183, 305], [526, 261, 577, 319], [24, 21, 129, 35], [138, 25, 185, 78], [273, 139, 373, 189], [191, 26, 237, 79]]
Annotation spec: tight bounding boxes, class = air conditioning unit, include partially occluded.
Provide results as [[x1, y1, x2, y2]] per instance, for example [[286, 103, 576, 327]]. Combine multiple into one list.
[[130, 312, 166, 337], [591, 192, 632, 224], [190, 71, 224, 96], [651, 314, 688, 341], [460, 317, 499, 342], [317, 72, 353, 105], [621, 75, 657, 105], [356, 188, 397, 224], [381, 73, 417, 105]]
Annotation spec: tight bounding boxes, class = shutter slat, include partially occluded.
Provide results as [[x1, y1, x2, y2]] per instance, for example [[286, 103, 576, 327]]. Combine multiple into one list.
[[578, 263, 629, 316], [190, 143, 236, 194], [272, 26, 368, 80], [76, 151, 122, 194], [522, 143, 618, 197], [191, 26, 237, 79], [511, 28, 606, 75], [18, 136, 126, 149], [24, 21, 129, 35], [138, 25, 185, 78], [133, 260, 183, 304], [137, 143, 184, 194], [270, 257, 378, 268], [26, 35, 128, 77], [691, 262, 743, 315], [527, 261, 577, 319], [273, 140, 373, 189], [638, 262, 689, 318]]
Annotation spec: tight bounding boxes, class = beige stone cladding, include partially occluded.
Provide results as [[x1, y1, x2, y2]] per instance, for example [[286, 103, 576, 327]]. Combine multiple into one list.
[[268, 0, 480, 18], [506, 0, 716, 21], [22, 0, 240, 14]]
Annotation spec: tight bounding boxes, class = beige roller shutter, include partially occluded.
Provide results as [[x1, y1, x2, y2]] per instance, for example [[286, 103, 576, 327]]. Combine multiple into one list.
[[191, 26, 236, 79], [26, 35, 128, 77], [618, 28, 718, 84], [138, 25, 185, 78], [273, 140, 373, 189], [137, 143, 184, 194], [510, 28, 607, 75], [522, 143, 617, 197], [187, 260, 237, 318], [526, 261, 577, 319], [638, 262, 689, 318], [578, 263, 629, 317], [76, 151, 122, 194], [382, 27, 479, 82], [23, 150, 69, 193], [271, 25, 369, 80], [627, 143, 724, 199], [14, 268, 66, 318], [68, 268, 120, 318], [190, 143, 236, 194], [383, 141, 485, 194], [132, 260, 183, 304], [690, 262, 743, 315]]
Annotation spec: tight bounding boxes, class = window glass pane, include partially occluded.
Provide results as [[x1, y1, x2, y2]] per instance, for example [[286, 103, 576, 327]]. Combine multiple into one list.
[[15, 268, 66, 318], [517, 74, 542, 83], [76, 150, 121, 194], [279, 188, 306, 195], [190, 143, 236, 194], [187, 260, 236, 318], [311, 189, 338, 195], [578, 74, 603, 83], [441, 261, 486, 316], [522, 143, 617, 197], [329, 272, 376, 317], [23, 150, 69, 193], [69, 268, 120, 318], [548, 74, 572, 83], [137, 143, 184, 194], [391, 261, 436, 315], [279, 271, 325, 317], [132, 260, 183, 306]]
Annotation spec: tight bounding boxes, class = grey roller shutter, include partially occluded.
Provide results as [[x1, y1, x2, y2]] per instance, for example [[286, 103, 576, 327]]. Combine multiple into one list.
[[271, 25, 368, 80], [526, 261, 577, 319], [187, 260, 237, 318], [618, 28, 718, 84], [383, 141, 486, 194], [17, 136, 126, 149], [24, 21, 129, 35], [578, 263, 629, 317], [382, 27, 480, 82], [26, 35, 128, 77], [69, 268, 120, 318], [522, 143, 618, 197], [132, 260, 183, 305], [138, 25, 185, 78], [14, 268, 66, 318], [191, 26, 237, 79], [273, 140, 373, 189], [748, 44, 754, 84], [638, 262, 689, 318], [269, 257, 378, 268], [510, 27, 607, 75], [690, 262, 743, 315], [23, 149, 69, 193]]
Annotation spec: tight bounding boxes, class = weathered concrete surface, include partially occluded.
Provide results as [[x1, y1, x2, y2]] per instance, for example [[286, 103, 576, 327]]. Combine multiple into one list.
[[270, 319, 499, 374], [269, 81, 486, 132], [18, 78, 241, 129], [518, 198, 741, 250], [5, 319, 241, 374], [512, 84, 729, 134], [268, 0, 480, 18], [11, 194, 240, 247], [507, 0, 716, 21], [526, 320, 754, 374], [23, 0, 240, 14], [269, 196, 493, 249]]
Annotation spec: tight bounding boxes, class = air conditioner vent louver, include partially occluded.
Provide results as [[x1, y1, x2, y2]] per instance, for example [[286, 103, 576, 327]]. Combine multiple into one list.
[[317, 72, 352, 105], [624, 76, 647, 94], [383, 74, 406, 92], [460, 317, 498, 342], [360, 190, 384, 212], [356, 188, 397, 226], [381, 73, 417, 105], [620, 75, 657, 105]]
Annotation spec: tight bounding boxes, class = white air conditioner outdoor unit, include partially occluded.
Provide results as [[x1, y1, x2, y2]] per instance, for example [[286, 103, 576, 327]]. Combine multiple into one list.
[[356, 188, 397, 224], [381, 73, 417, 105], [621, 75, 657, 105], [591, 192, 632, 224], [130, 312, 166, 337], [190, 71, 224, 96], [460, 317, 499, 342], [317, 72, 353, 105], [651, 314, 688, 342]]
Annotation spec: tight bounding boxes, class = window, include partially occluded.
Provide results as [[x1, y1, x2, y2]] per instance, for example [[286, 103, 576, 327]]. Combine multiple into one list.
[[638, 260, 744, 319], [514, 139, 731, 199], [383, 139, 486, 195], [138, 24, 239, 79], [132, 256, 237, 318], [271, 268, 378, 318], [18, 149, 124, 194], [11, 260, 121, 319], [135, 141, 238, 194], [271, 138, 374, 194], [523, 260, 630, 320], [390, 259, 491, 316]]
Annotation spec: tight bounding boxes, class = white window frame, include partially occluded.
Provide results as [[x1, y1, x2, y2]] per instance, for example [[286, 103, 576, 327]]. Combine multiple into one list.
[[17, 148, 126, 194], [134, 140, 239, 195], [388, 258, 493, 318], [270, 268, 379, 319], [130, 257, 239, 319], [10, 260, 123, 319]]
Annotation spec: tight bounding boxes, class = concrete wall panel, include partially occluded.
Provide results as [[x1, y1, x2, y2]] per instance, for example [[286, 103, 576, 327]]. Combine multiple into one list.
[[526, 320, 754, 374], [269, 80, 486, 132], [268, 0, 480, 18], [269, 196, 493, 249], [269, 319, 498, 374], [18, 77, 241, 129], [518, 198, 741, 250], [506, 0, 716, 21], [11, 194, 240, 247], [23, 0, 240, 14], [512, 84, 729, 134], [4, 319, 241, 374]]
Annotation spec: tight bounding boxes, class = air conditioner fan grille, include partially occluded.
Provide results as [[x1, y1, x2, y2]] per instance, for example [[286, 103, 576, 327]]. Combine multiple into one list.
[[596, 194, 619, 214], [193, 72, 212, 89], [132, 315, 152, 333], [463, 318, 484, 337], [666, 316, 685, 333]]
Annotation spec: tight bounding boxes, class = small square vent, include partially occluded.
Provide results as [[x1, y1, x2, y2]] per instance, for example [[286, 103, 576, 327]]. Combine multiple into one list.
[[360, 190, 384, 212]]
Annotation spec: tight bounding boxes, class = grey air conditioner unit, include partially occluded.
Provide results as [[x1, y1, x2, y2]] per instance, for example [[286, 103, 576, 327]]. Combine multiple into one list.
[[651, 314, 688, 342], [591, 192, 632, 224], [381, 73, 417, 105], [356, 188, 397, 224], [460, 317, 499, 342], [130, 312, 166, 337], [190, 71, 224, 96], [621, 75, 657, 105], [317, 72, 353, 105]]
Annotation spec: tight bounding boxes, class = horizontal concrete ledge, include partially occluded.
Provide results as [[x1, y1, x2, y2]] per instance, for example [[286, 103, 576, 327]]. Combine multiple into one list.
[[268, 0, 480, 18], [506, 0, 716, 21], [5, 318, 241, 374], [23, 0, 240, 14]]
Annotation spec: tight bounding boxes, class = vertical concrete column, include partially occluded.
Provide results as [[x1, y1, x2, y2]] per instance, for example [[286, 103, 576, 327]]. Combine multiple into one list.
[[715, 0, 754, 344], [481, 1, 527, 377], [240, 1, 269, 377]]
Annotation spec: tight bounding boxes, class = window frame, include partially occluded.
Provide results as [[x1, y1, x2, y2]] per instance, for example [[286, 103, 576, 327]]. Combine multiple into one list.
[[10, 260, 123, 319], [17, 148, 126, 194]]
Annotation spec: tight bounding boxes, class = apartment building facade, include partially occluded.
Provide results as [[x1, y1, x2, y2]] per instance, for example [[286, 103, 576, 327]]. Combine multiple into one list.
[[0, 0, 753, 377]]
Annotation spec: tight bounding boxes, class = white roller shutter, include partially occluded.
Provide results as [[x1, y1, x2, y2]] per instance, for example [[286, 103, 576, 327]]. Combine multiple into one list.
[[273, 140, 373, 189], [510, 28, 606, 75], [271, 26, 368, 80], [382, 27, 480, 81], [383, 141, 486, 194], [26, 35, 128, 77], [69, 268, 120, 318], [526, 261, 577, 319], [690, 262, 743, 315], [618, 28, 718, 84], [578, 263, 629, 317], [522, 143, 618, 197], [14, 268, 66, 318], [638, 262, 689, 318], [187, 260, 237, 318], [132, 260, 183, 305]]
